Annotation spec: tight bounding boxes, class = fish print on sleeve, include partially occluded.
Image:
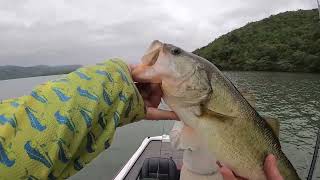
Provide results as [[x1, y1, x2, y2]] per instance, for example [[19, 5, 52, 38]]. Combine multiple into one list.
[[0, 59, 145, 179]]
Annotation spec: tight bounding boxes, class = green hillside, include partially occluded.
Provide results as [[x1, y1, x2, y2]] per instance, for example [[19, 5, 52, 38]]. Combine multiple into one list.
[[0, 65, 81, 80], [194, 9, 320, 72]]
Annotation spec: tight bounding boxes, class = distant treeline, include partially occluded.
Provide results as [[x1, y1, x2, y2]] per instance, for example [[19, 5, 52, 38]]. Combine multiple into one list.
[[0, 65, 81, 80], [194, 9, 320, 72]]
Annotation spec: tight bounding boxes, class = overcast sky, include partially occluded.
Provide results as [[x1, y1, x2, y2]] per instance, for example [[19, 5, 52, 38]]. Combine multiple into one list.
[[0, 0, 316, 66]]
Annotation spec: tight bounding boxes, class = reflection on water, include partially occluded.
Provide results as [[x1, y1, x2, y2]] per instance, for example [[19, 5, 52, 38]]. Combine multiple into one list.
[[0, 72, 319, 179]]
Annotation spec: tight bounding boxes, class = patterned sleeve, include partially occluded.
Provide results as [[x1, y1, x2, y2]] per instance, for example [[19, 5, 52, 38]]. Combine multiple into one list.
[[0, 59, 146, 179]]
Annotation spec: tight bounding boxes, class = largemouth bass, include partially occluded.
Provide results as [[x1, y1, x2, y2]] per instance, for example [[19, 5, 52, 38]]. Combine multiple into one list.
[[132, 40, 300, 180]]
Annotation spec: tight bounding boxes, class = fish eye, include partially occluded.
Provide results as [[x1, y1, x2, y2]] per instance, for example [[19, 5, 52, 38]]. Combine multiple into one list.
[[171, 47, 182, 55]]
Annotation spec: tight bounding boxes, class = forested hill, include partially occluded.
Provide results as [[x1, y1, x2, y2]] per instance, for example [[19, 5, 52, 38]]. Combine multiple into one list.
[[0, 65, 81, 80], [194, 9, 320, 72]]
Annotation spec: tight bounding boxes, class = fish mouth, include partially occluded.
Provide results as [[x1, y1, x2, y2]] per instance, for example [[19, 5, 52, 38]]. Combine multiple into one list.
[[131, 40, 164, 83], [141, 40, 163, 66]]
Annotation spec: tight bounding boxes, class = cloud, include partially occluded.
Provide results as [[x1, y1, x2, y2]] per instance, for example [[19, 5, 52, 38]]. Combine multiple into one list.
[[0, 0, 316, 66]]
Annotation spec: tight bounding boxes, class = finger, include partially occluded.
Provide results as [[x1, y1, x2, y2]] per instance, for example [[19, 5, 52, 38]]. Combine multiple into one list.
[[135, 83, 162, 107], [149, 83, 163, 107], [145, 107, 179, 120], [219, 167, 238, 180], [264, 154, 284, 180], [129, 64, 138, 72]]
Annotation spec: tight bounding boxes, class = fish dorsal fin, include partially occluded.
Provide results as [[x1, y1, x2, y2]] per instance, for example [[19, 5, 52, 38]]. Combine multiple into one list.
[[263, 116, 280, 138]]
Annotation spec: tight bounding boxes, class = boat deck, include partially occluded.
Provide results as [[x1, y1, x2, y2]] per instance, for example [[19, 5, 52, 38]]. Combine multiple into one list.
[[123, 139, 183, 180]]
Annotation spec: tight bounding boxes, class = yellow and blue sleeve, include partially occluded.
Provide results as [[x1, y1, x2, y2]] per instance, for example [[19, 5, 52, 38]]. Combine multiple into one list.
[[0, 59, 146, 179]]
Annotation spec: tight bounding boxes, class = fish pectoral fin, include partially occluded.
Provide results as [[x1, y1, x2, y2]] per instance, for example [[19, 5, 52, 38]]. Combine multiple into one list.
[[263, 116, 280, 138], [201, 108, 235, 121]]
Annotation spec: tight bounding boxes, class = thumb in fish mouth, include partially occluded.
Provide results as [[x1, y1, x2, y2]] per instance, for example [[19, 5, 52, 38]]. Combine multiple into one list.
[[131, 74, 179, 121], [131, 64, 162, 83]]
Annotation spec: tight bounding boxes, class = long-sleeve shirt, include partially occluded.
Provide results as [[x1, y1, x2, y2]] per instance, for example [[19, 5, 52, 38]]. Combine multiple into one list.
[[0, 59, 146, 180]]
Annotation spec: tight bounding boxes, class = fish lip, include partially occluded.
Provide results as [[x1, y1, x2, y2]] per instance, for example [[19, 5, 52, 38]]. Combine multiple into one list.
[[141, 47, 160, 66], [141, 40, 163, 66]]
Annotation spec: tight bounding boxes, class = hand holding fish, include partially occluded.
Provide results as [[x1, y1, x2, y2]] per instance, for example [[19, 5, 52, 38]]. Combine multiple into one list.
[[130, 65, 179, 120], [219, 154, 284, 180]]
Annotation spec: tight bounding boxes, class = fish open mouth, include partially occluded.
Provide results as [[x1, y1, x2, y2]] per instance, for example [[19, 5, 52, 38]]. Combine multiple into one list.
[[141, 40, 163, 66]]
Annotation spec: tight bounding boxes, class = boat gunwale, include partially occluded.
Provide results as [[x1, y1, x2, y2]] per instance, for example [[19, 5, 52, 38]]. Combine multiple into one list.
[[113, 135, 170, 180]]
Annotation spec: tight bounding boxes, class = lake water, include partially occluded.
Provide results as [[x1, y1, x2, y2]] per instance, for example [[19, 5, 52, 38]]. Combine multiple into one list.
[[0, 72, 319, 180]]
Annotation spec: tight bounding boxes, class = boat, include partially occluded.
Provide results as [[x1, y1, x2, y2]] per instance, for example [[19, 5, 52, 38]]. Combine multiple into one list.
[[113, 134, 183, 180]]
